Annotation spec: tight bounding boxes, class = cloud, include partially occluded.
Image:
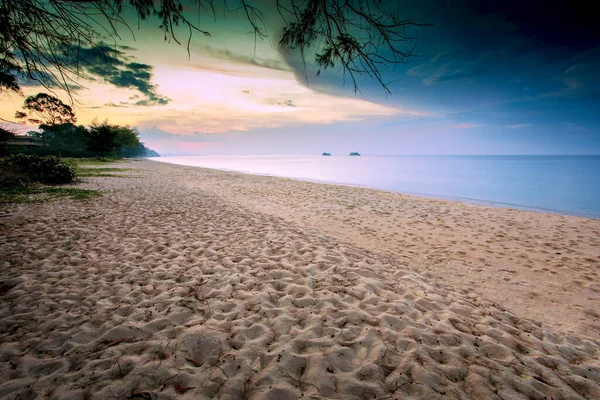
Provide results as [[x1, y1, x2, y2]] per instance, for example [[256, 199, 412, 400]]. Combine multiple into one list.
[[104, 101, 128, 108], [407, 51, 501, 86], [16, 70, 83, 91], [129, 63, 410, 134], [452, 123, 486, 129], [196, 45, 289, 72], [507, 124, 532, 129], [557, 49, 600, 96], [72, 44, 170, 106], [134, 97, 170, 106], [17, 70, 57, 87], [269, 99, 296, 107]]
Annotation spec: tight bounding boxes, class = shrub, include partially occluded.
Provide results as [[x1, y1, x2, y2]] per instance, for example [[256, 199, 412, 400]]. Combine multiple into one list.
[[2, 154, 77, 184], [0, 163, 30, 188]]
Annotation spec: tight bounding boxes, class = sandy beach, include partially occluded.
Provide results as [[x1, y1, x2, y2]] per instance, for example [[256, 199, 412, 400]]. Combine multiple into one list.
[[1, 159, 599, 399]]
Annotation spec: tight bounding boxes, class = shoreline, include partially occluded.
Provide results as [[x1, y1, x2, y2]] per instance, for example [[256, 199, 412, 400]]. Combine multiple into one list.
[[1, 159, 599, 398], [150, 157, 600, 220]]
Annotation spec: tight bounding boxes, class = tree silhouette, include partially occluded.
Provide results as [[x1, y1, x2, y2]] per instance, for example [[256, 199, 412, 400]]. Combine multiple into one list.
[[34, 123, 88, 156], [1, 0, 427, 96], [85, 120, 120, 156], [0, 125, 16, 156], [14, 93, 77, 125]]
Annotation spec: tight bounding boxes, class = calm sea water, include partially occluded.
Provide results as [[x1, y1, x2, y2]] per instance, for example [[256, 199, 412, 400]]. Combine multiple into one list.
[[153, 155, 600, 218]]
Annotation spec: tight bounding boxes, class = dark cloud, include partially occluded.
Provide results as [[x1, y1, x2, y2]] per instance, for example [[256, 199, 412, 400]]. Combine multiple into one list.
[[17, 70, 82, 91], [197, 46, 289, 72], [70, 44, 169, 106], [280, 99, 296, 107], [134, 97, 169, 106], [108, 69, 152, 92], [116, 44, 136, 51], [17, 70, 57, 87], [269, 0, 600, 100], [268, 99, 297, 107], [126, 62, 152, 71], [275, 40, 347, 94]]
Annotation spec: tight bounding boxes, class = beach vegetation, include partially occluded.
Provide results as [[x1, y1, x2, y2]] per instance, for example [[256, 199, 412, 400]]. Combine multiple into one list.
[[1, 154, 76, 185], [62, 157, 123, 165], [5, 93, 158, 159], [0, 154, 104, 204], [75, 167, 131, 178], [0, 125, 16, 156], [29, 123, 89, 157], [60, 158, 135, 178], [85, 120, 147, 158], [0, 185, 101, 203]]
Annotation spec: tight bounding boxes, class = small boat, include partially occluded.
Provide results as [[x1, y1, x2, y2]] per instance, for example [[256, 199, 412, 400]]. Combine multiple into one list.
[[322, 152, 331, 156], [349, 152, 361, 156]]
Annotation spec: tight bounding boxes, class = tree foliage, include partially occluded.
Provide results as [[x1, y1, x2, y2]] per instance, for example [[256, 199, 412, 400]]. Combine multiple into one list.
[[85, 120, 121, 156], [15, 93, 76, 125], [1, 0, 427, 95], [6, 91, 156, 157], [2, 154, 77, 184], [0, 125, 15, 142], [0, 125, 16, 156], [84, 120, 149, 157], [34, 123, 88, 154]]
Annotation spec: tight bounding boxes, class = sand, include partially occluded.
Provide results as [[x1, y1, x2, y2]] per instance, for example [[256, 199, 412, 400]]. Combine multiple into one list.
[[167, 162, 600, 341], [0, 159, 599, 399]]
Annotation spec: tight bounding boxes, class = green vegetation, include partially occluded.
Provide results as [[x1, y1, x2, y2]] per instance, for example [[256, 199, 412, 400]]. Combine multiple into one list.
[[2, 154, 76, 185], [0, 156, 121, 205], [6, 93, 159, 159], [0, 126, 15, 156], [62, 157, 123, 166], [61, 158, 134, 178], [1, 95, 146, 204], [0, 186, 101, 204], [76, 167, 131, 177]]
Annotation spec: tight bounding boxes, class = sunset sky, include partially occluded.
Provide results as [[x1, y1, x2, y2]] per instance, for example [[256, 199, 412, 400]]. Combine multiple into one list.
[[1, 0, 599, 155]]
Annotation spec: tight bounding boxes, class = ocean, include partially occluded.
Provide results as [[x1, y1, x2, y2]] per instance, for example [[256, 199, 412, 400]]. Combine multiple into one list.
[[153, 155, 600, 219]]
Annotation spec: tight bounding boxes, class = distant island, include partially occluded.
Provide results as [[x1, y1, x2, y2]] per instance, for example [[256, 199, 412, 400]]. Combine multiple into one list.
[[322, 152, 331, 156], [349, 152, 361, 156]]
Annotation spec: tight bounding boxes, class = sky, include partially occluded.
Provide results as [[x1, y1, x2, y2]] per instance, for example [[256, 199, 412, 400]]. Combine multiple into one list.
[[1, 0, 599, 155]]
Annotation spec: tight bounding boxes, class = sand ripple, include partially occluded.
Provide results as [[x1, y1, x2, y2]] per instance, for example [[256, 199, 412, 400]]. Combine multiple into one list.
[[1, 160, 599, 399]]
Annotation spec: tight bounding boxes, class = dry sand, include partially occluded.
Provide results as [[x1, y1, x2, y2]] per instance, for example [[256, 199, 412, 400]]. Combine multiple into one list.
[[169, 162, 600, 341], [0, 159, 599, 399]]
